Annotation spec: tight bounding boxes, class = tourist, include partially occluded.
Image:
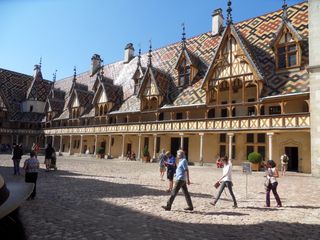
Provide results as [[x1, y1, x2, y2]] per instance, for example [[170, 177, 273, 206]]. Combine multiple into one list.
[[165, 151, 176, 192], [265, 160, 282, 207], [45, 143, 56, 171], [12, 143, 23, 176], [158, 149, 167, 181], [210, 155, 237, 208], [23, 151, 40, 200], [280, 153, 289, 176], [162, 150, 193, 211]]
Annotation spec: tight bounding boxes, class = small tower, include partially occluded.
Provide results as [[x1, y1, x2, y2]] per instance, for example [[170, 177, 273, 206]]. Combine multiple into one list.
[[124, 43, 135, 63], [91, 54, 102, 76]]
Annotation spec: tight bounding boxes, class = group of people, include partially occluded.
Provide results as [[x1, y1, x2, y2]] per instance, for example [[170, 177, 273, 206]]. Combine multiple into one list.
[[160, 149, 283, 211], [159, 150, 177, 192]]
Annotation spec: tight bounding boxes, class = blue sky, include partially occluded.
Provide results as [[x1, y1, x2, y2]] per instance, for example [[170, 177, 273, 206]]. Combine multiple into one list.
[[0, 0, 303, 80]]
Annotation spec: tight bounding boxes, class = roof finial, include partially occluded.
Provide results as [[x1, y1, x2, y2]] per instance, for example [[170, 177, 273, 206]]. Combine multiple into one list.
[[226, 0, 233, 25], [148, 39, 152, 66], [181, 23, 186, 49], [282, 0, 288, 21], [73, 66, 77, 83], [52, 69, 57, 82], [39, 57, 42, 69], [137, 46, 142, 66], [100, 59, 104, 76]]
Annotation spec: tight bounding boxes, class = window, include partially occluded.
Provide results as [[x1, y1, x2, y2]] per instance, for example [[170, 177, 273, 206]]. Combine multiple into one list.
[[220, 134, 226, 143], [159, 112, 164, 121], [219, 145, 226, 157], [176, 112, 183, 120], [208, 109, 215, 118], [269, 106, 281, 115], [232, 145, 236, 159], [178, 58, 190, 87], [276, 31, 299, 70], [246, 146, 254, 159], [257, 133, 265, 143], [221, 108, 228, 118], [258, 146, 266, 160], [134, 78, 142, 95], [29, 105, 33, 112], [247, 134, 254, 143]]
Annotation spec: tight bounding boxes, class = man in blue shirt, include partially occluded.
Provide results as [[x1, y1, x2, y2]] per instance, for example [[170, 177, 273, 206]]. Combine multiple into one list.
[[162, 150, 193, 211]]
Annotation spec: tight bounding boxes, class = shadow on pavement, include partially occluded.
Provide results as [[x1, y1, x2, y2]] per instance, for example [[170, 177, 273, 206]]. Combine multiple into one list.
[[0, 166, 319, 240]]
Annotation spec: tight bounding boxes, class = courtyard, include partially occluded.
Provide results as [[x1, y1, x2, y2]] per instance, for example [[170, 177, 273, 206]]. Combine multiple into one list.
[[1, 154, 320, 239]]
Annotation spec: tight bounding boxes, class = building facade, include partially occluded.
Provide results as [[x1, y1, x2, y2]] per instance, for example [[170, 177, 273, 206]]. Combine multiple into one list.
[[1, 1, 319, 175]]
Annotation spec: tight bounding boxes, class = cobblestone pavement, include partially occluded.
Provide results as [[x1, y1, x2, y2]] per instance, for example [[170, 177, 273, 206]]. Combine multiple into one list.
[[1, 154, 320, 240]]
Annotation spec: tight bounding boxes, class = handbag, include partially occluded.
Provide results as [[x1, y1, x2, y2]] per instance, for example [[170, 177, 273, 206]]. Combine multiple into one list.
[[264, 178, 270, 189], [214, 181, 221, 189]]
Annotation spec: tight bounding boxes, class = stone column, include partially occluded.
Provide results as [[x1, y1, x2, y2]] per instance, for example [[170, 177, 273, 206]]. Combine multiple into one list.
[[267, 133, 274, 161], [199, 133, 204, 166], [69, 135, 73, 155], [309, 0, 320, 177], [108, 135, 112, 157], [153, 134, 157, 160], [121, 134, 125, 158], [179, 133, 184, 150], [227, 133, 234, 161], [94, 135, 98, 155], [59, 135, 63, 154], [137, 134, 142, 161], [79, 135, 83, 156]]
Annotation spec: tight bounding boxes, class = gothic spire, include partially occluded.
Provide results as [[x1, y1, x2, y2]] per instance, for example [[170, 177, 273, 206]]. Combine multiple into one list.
[[73, 66, 77, 83], [39, 57, 42, 69], [100, 59, 104, 76], [137, 47, 142, 66], [226, 0, 233, 25], [181, 23, 186, 49], [282, 0, 288, 21], [148, 40, 152, 67], [52, 69, 57, 86]]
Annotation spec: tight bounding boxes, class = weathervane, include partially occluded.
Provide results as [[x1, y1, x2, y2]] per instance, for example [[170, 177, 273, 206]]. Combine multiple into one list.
[[282, 0, 288, 21]]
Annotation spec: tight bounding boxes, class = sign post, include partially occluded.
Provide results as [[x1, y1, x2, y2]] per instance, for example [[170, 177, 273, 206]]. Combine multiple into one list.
[[242, 162, 252, 199]]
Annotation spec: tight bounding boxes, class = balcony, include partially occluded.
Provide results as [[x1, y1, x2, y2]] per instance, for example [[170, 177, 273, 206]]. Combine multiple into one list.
[[44, 113, 310, 135]]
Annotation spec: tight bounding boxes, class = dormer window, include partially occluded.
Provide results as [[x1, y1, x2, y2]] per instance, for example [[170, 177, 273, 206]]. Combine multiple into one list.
[[275, 29, 301, 70], [178, 58, 190, 87], [29, 105, 33, 112], [134, 78, 142, 95], [71, 107, 80, 119]]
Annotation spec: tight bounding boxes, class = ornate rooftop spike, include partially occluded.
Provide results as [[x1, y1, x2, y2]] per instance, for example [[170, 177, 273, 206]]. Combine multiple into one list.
[[282, 0, 288, 21], [181, 23, 186, 49], [73, 66, 77, 83], [101, 59, 104, 76], [148, 39, 152, 66], [39, 57, 42, 69], [52, 69, 57, 83], [226, 0, 233, 25], [137, 47, 142, 66]]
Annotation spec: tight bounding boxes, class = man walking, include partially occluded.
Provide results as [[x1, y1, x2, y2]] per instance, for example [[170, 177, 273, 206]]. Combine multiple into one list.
[[12, 143, 23, 175], [162, 150, 193, 211]]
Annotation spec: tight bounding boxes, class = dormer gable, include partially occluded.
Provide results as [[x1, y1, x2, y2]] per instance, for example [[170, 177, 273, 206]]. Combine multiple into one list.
[[202, 24, 263, 91], [272, 21, 303, 71]]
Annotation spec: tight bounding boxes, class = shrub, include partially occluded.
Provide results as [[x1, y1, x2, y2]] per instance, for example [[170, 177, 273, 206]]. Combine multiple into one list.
[[248, 152, 262, 164], [96, 147, 105, 155]]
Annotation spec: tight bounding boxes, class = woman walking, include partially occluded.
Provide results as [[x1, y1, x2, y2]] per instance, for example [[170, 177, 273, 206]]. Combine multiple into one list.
[[265, 160, 282, 207], [210, 156, 237, 208]]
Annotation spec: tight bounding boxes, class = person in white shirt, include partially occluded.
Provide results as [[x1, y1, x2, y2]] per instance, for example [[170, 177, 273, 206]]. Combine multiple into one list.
[[210, 156, 237, 208], [265, 160, 282, 207]]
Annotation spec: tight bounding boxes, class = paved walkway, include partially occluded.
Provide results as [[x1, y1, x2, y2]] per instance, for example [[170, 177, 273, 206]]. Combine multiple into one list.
[[1, 154, 320, 239]]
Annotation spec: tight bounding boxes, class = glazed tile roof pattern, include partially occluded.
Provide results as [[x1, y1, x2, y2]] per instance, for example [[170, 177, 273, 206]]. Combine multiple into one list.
[[26, 67, 52, 102], [112, 95, 141, 114], [0, 68, 51, 122], [53, 2, 308, 113]]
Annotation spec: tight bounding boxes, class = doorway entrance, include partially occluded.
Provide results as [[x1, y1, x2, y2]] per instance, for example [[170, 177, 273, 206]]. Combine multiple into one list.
[[170, 137, 189, 159], [285, 147, 299, 171], [127, 143, 132, 155]]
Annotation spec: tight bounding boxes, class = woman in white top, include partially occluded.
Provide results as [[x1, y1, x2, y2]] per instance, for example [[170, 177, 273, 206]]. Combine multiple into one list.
[[265, 160, 282, 207], [210, 156, 237, 208]]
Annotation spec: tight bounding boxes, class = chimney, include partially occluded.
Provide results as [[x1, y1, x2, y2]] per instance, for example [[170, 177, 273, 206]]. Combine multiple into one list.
[[124, 43, 135, 63], [91, 54, 102, 76], [212, 8, 224, 36]]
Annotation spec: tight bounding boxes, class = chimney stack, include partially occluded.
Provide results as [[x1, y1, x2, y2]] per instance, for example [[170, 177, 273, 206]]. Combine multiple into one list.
[[124, 43, 135, 63], [91, 54, 102, 76], [212, 8, 224, 36]]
